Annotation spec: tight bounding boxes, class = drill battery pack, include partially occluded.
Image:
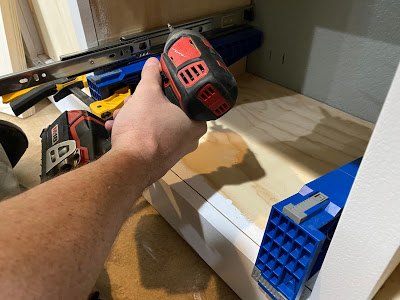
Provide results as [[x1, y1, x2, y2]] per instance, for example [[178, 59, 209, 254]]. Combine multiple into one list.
[[40, 110, 111, 182]]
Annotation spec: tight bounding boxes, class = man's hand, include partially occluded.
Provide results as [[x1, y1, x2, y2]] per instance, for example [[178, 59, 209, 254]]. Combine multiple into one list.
[[105, 57, 207, 186]]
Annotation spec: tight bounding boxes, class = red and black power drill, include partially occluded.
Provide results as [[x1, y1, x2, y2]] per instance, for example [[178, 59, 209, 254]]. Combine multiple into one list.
[[161, 24, 238, 121], [40, 26, 238, 181]]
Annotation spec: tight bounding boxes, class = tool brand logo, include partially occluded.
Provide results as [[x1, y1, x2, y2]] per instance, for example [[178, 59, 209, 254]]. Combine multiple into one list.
[[51, 124, 59, 145], [171, 47, 185, 57]]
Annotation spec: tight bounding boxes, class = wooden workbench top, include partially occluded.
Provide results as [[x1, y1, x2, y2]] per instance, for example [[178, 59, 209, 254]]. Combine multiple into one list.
[[172, 73, 373, 242]]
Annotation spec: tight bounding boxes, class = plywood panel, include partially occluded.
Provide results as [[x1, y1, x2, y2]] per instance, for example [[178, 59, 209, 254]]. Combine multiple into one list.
[[0, 0, 26, 74], [89, 0, 250, 43], [171, 73, 373, 236]]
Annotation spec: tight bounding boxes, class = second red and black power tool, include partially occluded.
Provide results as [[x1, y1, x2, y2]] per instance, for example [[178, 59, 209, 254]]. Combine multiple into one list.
[[161, 25, 238, 121], [40, 110, 111, 182]]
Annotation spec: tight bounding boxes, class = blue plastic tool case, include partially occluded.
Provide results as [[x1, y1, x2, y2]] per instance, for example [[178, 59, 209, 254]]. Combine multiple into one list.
[[252, 158, 362, 300]]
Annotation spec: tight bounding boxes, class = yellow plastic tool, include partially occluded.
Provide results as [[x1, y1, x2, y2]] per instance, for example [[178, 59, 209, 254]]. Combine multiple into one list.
[[56, 75, 88, 90], [90, 87, 130, 119], [1, 75, 88, 104], [2, 73, 127, 120], [2, 86, 37, 104]]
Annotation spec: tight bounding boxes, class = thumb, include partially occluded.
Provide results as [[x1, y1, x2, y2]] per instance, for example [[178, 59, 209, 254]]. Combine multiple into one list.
[[139, 57, 162, 87]]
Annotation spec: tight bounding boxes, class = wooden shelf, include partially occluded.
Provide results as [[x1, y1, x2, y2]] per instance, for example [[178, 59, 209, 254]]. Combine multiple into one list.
[[171, 73, 373, 242]]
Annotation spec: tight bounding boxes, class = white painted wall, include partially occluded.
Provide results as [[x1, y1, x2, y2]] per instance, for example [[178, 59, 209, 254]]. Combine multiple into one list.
[[311, 62, 400, 299]]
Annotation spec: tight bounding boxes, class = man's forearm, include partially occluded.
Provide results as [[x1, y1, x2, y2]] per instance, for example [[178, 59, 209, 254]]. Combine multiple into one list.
[[0, 57, 206, 299], [0, 149, 146, 299]]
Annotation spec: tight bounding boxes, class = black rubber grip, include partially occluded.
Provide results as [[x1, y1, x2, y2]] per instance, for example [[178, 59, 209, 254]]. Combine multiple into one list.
[[53, 81, 84, 102], [10, 83, 58, 116]]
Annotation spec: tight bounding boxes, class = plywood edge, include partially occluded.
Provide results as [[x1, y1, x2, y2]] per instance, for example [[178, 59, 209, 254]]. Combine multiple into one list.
[[229, 57, 247, 77], [374, 260, 400, 300]]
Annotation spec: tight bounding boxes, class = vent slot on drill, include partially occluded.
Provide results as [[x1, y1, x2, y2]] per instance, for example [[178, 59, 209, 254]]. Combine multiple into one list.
[[178, 61, 208, 87], [198, 64, 205, 72], [197, 83, 230, 117], [180, 72, 189, 84]]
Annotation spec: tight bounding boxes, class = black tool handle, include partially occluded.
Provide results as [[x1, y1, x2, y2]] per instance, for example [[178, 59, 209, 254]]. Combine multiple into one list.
[[53, 81, 94, 107], [70, 87, 94, 107], [10, 83, 57, 116]]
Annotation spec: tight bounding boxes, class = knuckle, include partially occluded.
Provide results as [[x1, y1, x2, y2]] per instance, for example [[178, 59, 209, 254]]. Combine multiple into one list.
[[138, 81, 161, 95], [190, 141, 200, 152], [124, 95, 133, 103], [148, 83, 162, 93], [113, 109, 120, 119], [195, 122, 207, 136]]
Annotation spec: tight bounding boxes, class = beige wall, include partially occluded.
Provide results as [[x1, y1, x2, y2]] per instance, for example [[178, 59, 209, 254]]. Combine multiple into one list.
[[89, 0, 250, 43]]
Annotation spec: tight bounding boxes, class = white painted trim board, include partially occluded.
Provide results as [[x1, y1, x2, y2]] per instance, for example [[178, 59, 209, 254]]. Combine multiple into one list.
[[311, 63, 400, 299], [144, 170, 267, 300]]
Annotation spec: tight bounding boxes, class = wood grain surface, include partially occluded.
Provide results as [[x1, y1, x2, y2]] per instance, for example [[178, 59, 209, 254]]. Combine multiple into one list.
[[374, 262, 400, 300], [172, 73, 374, 232], [89, 0, 250, 43], [30, 0, 83, 60], [0, 0, 26, 74]]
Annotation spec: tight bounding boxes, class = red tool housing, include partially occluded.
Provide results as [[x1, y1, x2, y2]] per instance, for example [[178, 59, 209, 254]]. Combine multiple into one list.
[[161, 29, 238, 121]]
